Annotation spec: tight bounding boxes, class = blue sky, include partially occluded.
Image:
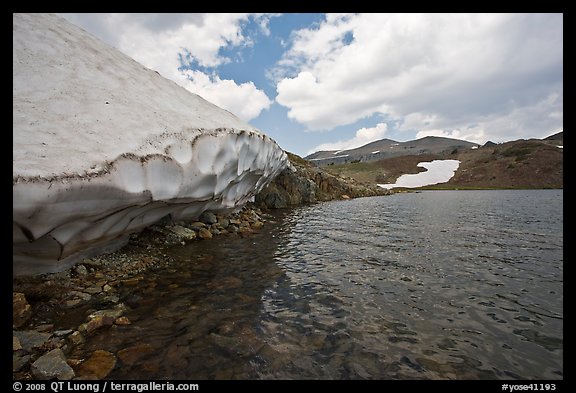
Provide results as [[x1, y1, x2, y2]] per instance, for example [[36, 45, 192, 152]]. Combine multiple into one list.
[[60, 13, 563, 157]]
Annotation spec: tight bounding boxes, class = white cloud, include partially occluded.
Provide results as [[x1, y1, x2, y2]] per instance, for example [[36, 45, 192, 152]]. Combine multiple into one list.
[[60, 13, 272, 121], [181, 70, 272, 121], [413, 91, 563, 143], [309, 122, 388, 154], [274, 13, 563, 141]]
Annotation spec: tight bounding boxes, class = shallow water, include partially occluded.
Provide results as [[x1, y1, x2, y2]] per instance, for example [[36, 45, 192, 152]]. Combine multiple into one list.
[[68, 190, 563, 379]]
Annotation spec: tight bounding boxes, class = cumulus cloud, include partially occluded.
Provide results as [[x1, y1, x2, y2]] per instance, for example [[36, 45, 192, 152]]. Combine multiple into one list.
[[274, 13, 563, 142], [60, 13, 272, 121], [181, 70, 271, 121], [309, 122, 388, 154]]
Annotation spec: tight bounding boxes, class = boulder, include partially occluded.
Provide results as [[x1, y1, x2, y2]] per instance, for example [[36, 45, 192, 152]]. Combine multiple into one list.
[[30, 349, 75, 380]]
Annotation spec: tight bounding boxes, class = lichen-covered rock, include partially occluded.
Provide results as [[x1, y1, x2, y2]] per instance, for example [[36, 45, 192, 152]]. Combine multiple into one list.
[[13, 13, 288, 275]]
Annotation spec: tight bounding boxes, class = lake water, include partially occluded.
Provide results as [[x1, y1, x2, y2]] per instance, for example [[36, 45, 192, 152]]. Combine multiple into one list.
[[69, 190, 563, 379]]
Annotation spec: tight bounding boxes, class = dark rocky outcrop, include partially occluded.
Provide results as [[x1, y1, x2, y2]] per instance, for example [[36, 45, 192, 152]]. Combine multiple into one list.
[[255, 152, 390, 209]]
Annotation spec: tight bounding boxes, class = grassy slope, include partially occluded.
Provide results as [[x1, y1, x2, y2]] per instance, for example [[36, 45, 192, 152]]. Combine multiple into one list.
[[323, 139, 563, 190]]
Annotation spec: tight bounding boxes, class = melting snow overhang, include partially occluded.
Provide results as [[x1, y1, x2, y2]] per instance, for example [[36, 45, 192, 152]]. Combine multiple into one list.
[[13, 13, 288, 275]]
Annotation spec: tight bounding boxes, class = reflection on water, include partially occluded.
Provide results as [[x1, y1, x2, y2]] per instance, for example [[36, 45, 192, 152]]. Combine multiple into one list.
[[69, 190, 563, 379]]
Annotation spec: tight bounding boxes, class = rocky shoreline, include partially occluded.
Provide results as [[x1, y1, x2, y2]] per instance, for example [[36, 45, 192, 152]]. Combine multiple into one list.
[[12, 205, 278, 380]]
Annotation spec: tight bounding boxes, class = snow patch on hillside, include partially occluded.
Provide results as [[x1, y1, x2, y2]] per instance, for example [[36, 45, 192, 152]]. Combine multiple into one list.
[[378, 160, 460, 189]]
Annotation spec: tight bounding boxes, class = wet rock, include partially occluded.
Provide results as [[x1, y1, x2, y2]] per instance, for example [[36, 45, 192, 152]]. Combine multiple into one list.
[[77, 350, 116, 379], [118, 343, 154, 366], [189, 222, 206, 230], [13, 336, 22, 351], [68, 331, 84, 345], [85, 315, 115, 334], [13, 292, 32, 328], [84, 285, 103, 294], [64, 299, 83, 307], [206, 276, 243, 290], [251, 221, 264, 229], [53, 329, 73, 337], [198, 228, 213, 240], [167, 225, 197, 241], [114, 316, 131, 325], [199, 211, 218, 225], [89, 303, 128, 320], [238, 226, 253, 235], [47, 337, 66, 350], [13, 353, 31, 372], [209, 330, 264, 357], [103, 295, 120, 303], [13, 330, 52, 352], [81, 303, 126, 334], [31, 348, 75, 380], [35, 323, 54, 332], [67, 291, 92, 302], [74, 264, 88, 276], [163, 343, 191, 366], [217, 217, 230, 228]]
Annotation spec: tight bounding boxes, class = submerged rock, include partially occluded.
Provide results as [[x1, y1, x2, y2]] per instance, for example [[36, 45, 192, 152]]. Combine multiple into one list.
[[117, 344, 154, 366], [77, 350, 116, 380], [13, 13, 288, 275]]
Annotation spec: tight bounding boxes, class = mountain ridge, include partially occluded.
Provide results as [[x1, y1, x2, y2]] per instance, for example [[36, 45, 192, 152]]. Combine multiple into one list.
[[319, 132, 563, 190], [306, 135, 479, 166]]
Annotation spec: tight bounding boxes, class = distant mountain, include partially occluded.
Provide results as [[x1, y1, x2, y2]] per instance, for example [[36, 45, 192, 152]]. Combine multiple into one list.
[[543, 131, 563, 141], [322, 134, 563, 189], [305, 136, 479, 166]]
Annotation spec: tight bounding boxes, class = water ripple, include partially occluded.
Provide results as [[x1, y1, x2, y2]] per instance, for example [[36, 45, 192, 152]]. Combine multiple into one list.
[[67, 190, 562, 380]]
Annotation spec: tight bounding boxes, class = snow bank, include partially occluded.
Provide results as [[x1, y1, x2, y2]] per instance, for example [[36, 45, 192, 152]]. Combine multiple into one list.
[[13, 14, 288, 275], [377, 160, 460, 189]]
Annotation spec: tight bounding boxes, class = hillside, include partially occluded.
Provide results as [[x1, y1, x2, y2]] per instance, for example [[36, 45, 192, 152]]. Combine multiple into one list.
[[323, 135, 563, 189], [444, 138, 563, 189], [306, 136, 478, 166]]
